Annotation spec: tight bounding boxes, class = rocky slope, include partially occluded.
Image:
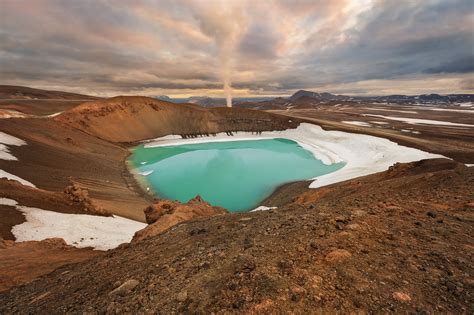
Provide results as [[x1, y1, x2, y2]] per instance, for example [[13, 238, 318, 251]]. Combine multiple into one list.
[[1, 159, 472, 313], [1, 88, 472, 312], [0, 117, 150, 221], [0, 238, 101, 293], [55, 96, 299, 142]]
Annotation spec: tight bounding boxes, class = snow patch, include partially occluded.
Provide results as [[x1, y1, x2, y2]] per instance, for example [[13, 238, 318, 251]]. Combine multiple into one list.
[[0, 170, 36, 187], [0, 131, 36, 187], [251, 206, 277, 212], [11, 204, 146, 251], [363, 108, 418, 114], [0, 131, 26, 160], [0, 109, 27, 119], [0, 198, 19, 206], [47, 111, 63, 118], [341, 121, 372, 127], [414, 107, 474, 114], [143, 123, 443, 189], [362, 114, 474, 128]]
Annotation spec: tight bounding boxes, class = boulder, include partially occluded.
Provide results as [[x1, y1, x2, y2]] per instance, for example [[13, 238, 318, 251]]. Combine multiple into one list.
[[325, 249, 352, 263], [133, 196, 227, 242], [63, 184, 109, 216]]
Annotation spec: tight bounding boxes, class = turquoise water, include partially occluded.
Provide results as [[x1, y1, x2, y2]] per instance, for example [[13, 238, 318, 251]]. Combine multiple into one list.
[[129, 138, 344, 212]]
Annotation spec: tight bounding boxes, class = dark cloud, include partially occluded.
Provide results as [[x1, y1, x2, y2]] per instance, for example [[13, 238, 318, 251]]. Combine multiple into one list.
[[238, 22, 279, 60], [425, 56, 474, 74], [0, 0, 472, 96]]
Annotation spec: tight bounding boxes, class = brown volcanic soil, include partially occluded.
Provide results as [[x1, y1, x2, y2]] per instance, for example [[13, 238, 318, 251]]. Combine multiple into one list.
[[0, 99, 92, 116], [55, 96, 298, 142], [1, 91, 473, 312], [1, 159, 472, 313], [0, 85, 100, 101], [0, 238, 101, 293], [0, 85, 101, 116]]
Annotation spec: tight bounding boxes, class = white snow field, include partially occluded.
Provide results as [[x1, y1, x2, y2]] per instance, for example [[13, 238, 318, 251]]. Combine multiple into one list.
[[362, 114, 474, 128], [413, 107, 474, 114], [363, 108, 418, 114], [0, 198, 146, 251], [143, 123, 443, 189], [0, 131, 26, 160], [341, 121, 372, 127], [0, 131, 36, 187]]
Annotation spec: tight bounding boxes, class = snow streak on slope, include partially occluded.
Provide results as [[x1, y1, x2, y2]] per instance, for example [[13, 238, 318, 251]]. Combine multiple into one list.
[[0, 131, 36, 187], [1, 198, 146, 250]]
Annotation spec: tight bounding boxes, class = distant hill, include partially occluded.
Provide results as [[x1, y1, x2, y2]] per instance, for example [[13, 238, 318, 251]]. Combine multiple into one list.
[[154, 95, 172, 102], [230, 90, 474, 111], [289, 90, 352, 102], [154, 95, 275, 107], [0, 85, 101, 100], [289, 90, 473, 104], [373, 93, 474, 103]]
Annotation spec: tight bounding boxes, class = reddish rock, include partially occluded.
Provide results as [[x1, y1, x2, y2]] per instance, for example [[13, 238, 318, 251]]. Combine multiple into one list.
[[64, 184, 109, 216], [325, 249, 352, 263], [133, 196, 227, 242], [393, 292, 411, 302]]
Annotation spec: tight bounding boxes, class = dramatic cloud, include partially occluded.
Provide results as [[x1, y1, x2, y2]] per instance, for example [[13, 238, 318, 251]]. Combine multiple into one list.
[[0, 0, 472, 97]]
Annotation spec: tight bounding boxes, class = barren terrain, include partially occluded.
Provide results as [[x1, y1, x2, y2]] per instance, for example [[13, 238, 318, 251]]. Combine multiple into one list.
[[1, 159, 472, 313], [0, 86, 473, 312]]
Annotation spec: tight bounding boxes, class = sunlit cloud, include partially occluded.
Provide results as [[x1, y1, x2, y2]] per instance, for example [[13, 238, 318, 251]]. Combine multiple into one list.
[[0, 0, 472, 97]]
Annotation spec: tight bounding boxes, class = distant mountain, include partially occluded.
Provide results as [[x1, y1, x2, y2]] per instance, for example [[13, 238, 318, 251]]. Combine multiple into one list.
[[152, 96, 275, 107], [187, 97, 225, 107], [372, 93, 474, 104], [288, 90, 473, 105], [0, 85, 100, 100], [289, 90, 351, 102], [154, 95, 172, 102]]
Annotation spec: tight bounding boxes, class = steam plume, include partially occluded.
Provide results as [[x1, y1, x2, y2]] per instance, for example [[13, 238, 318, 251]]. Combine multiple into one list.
[[224, 78, 232, 107], [191, 1, 245, 108]]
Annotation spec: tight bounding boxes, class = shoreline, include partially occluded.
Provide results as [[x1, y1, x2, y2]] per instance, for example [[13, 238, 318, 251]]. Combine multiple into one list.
[[135, 123, 444, 189], [123, 152, 158, 203]]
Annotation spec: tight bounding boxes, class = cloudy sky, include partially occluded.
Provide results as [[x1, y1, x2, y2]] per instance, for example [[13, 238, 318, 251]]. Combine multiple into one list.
[[0, 0, 473, 97]]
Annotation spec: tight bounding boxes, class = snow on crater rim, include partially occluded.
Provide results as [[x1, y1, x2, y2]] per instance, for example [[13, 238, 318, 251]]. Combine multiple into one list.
[[142, 123, 443, 189], [6, 198, 146, 251]]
